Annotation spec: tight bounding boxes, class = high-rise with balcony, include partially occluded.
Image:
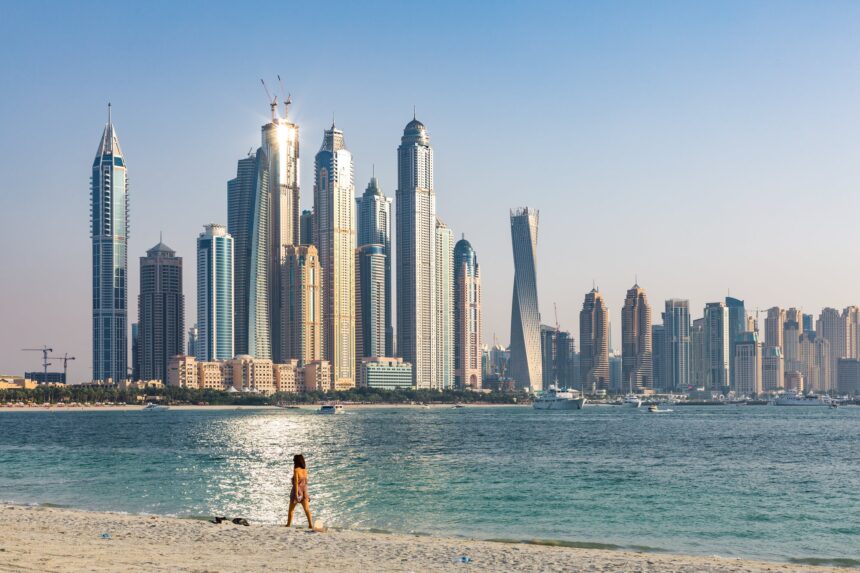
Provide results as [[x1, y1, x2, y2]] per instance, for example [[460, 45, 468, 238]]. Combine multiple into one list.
[[703, 302, 730, 391], [663, 299, 691, 391], [621, 284, 653, 391], [356, 244, 386, 364], [356, 175, 393, 356], [91, 106, 129, 383], [454, 237, 482, 390], [435, 219, 455, 390], [314, 124, 356, 390], [396, 117, 436, 388], [138, 240, 184, 382], [509, 208, 542, 390], [764, 307, 786, 354], [580, 288, 610, 392], [282, 244, 322, 367], [197, 224, 234, 361], [734, 331, 762, 396]]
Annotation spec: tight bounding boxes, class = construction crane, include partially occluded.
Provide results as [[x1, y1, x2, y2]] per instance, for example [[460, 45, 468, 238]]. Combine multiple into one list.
[[260, 78, 278, 120], [22, 346, 53, 384], [553, 302, 560, 333], [47, 353, 76, 384]]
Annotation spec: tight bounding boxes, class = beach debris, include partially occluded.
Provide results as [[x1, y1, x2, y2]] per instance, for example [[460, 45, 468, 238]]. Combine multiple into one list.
[[231, 518, 250, 526], [211, 516, 227, 524], [99, 533, 112, 539], [457, 555, 472, 564]]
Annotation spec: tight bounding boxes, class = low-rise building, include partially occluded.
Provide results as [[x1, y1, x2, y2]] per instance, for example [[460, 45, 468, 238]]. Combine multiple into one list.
[[359, 357, 413, 390], [300, 361, 331, 392], [167, 355, 198, 389]]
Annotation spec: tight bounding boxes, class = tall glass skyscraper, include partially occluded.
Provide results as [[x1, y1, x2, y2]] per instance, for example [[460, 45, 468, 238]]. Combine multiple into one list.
[[197, 224, 234, 361], [509, 207, 542, 390], [228, 100, 300, 362], [356, 176, 393, 356], [228, 152, 269, 359], [454, 236, 482, 390], [356, 244, 387, 361], [725, 296, 745, 390], [621, 284, 653, 391], [703, 302, 730, 391], [314, 124, 356, 390], [396, 117, 436, 388], [138, 240, 184, 382], [663, 299, 691, 391], [91, 105, 129, 383]]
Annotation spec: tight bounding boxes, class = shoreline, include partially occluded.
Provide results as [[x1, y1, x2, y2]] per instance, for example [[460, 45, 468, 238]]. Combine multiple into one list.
[[0, 504, 851, 572], [0, 402, 522, 412]]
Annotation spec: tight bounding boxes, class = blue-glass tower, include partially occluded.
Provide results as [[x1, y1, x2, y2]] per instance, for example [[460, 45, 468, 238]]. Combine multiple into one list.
[[91, 105, 129, 382]]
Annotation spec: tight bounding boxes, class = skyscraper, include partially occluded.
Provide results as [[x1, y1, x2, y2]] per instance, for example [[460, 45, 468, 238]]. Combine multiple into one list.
[[454, 236, 482, 390], [435, 219, 455, 390], [703, 302, 729, 391], [356, 244, 386, 362], [580, 288, 610, 392], [762, 346, 784, 392], [263, 103, 300, 363], [314, 124, 356, 390], [725, 296, 745, 390], [816, 307, 844, 386], [764, 307, 786, 353], [228, 152, 269, 359], [734, 331, 762, 396], [621, 284, 653, 391], [509, 208, 542, 390], [799, 332, 830, 393], [396, 117, 436, 388], [228, 99, 299, 363], [663, 299, 691, 391], [197, 224, 234, 361], [187, 325, 198, 359], [138, 240, 184, 382], [91, 105, 129, 383], [691, 318, 705, 388], [783, 319, 802, 375], [282, 244, 322, 367], [300, 209, 313, 246], [356, 175, 393, 356], [652, 324, 665, 390]]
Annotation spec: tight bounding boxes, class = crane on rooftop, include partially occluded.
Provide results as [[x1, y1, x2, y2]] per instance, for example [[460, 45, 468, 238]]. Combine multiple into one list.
[[47, 353, 76, 385]]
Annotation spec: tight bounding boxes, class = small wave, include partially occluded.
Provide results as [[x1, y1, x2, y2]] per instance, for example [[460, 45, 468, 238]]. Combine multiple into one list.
[[485, 537, 668, 553], [789, 557, 860, 568]]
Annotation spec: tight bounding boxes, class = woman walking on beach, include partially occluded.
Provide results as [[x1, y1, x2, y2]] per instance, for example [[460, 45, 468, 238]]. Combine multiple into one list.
[[286, 454, 314, 529]]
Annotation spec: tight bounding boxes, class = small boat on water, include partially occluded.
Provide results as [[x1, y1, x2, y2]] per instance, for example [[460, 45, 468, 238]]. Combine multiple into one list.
[[624, 395, 642, 408], [533, 386, 586, 410], [318, 404, 344, 414], [647, 404, 673, 413], [142, 403, 169, 412]]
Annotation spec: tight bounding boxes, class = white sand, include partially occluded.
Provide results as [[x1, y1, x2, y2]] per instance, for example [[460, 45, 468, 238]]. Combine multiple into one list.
[[0, 505, 846, 572]]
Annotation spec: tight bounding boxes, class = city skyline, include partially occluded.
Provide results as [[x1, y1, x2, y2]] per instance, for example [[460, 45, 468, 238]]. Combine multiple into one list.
[[5, 2, 860, 378]]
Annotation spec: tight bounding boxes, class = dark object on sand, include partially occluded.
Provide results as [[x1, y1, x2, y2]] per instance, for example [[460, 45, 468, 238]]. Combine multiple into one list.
[[211, 516, 249, 526], [232, 518, 250, 526], [211, 516, 227, 524]]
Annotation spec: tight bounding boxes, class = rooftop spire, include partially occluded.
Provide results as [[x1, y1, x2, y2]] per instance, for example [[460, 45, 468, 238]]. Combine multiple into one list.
[[108, 102, 112, 125]]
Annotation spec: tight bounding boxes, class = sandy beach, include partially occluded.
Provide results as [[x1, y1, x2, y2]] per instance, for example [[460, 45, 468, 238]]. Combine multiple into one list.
[[0, 505, 847, 572]]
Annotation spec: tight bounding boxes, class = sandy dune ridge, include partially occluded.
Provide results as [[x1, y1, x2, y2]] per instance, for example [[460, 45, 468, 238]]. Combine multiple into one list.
[[0, 505, 848, 572]]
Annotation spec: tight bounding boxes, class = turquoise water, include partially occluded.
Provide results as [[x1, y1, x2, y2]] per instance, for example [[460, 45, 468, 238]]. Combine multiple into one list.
[[0, 405, 858, 565]]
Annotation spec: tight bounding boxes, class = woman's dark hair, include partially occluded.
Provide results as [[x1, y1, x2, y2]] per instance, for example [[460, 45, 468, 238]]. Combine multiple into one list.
[[293, 454, 306, 469]]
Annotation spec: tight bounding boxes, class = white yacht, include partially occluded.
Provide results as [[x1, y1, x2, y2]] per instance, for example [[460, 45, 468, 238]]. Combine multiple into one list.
[[142, 403, 169, 412], [319, 404, 344, 414], [770, 392, 834, 407], [623, 395, 642, 408], [533, 387, 586, 410]]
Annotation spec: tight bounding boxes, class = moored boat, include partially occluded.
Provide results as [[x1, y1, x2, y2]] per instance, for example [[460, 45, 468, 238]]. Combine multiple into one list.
[[142, 403, 169, 412], [533, 386, 586, 410], [770, 392, 834, 407], [318, 404, 344, 414]]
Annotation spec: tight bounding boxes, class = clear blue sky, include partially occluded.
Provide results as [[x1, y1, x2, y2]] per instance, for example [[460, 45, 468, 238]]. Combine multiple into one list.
[[2, 1, 860, 380]]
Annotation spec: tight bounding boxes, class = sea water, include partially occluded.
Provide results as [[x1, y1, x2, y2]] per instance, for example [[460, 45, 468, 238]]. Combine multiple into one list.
[[0, 405, 858, 565]]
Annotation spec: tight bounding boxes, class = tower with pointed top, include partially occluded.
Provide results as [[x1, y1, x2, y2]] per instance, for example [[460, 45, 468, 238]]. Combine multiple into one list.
[[138, 239, 184, 382], [509, 207, 542, 390], [91, 105, 129, 383], [580, 288, 610, 392], [621, 284, 653, 391], [356, 175, 393, 356], [454, 236, 482, 389], [314, 123, 356, 390], [396, 117, 437, 388]]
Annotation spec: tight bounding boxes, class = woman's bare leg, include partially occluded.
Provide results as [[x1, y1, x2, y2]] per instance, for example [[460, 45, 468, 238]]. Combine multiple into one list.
[[286, 500, 297, 527], [301, 499, 313, 528]]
